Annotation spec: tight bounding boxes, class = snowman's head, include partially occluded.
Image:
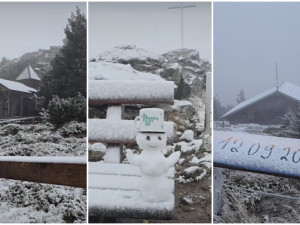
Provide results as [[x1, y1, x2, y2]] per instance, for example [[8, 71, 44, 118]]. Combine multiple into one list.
[[136, 132, 167, 150]]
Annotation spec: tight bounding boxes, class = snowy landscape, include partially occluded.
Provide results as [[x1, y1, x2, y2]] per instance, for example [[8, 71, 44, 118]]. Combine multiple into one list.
[[0, 122, 87, 223], [89, 45, 212, 222], [0, 4, 87, 222]]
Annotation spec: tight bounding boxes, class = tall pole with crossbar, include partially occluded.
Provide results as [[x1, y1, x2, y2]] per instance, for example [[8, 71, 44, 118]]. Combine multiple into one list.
[[168, 3, 196, 49]]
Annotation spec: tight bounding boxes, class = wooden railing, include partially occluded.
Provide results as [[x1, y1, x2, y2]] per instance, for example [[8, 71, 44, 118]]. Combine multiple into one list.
[[214, 131, 300, 179], [0, 156, 86, 188]]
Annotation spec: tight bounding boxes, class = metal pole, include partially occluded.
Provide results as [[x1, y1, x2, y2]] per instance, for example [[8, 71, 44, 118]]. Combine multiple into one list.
[[168, 3, 196, 49], [276, 61, 279, 91], [181, 2, 183, 49]]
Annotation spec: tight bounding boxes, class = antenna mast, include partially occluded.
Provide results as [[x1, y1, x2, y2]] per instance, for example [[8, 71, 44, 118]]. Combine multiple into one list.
[[276, 61, 279, 91]]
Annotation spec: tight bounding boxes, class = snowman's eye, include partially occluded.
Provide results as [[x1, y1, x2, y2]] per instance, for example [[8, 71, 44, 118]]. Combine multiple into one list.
[[158, 136, 162, 140], [146, 136, 150, 141]]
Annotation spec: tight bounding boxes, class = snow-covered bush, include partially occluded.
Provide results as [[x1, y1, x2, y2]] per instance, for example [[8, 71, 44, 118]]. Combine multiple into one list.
[[282, 112, 300, 137], [43, 93, 86, 126], [58, 121, 86, 137]]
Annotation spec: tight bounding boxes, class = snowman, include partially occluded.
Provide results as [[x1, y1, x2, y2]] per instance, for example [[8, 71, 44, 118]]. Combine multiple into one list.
[[126, 108, 180, 202]]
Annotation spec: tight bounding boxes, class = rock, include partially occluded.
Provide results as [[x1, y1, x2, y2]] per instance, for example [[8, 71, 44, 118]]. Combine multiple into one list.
[[181, 196, 194, 205], [180, 130, 194, 142], [94, 45, 166, 74], [88, 143, 106, 162]]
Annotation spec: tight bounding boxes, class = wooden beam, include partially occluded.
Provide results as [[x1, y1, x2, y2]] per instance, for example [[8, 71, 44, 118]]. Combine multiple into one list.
[[88, 119, 174, 144], [89, 80, 174, 105], [214, 131, 300, 180], [0, 157, 86, 188]]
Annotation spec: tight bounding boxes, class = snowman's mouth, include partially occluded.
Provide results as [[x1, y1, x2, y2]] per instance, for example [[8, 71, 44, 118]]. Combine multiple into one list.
[[147, 145, 158, 149]]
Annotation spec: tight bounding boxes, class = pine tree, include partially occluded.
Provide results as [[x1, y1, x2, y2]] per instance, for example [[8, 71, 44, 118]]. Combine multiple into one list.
[[42, 7, 86, 104]]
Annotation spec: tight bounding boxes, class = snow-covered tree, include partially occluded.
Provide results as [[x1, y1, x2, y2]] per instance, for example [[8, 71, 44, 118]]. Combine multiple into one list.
[[42, 7, 86, 104]]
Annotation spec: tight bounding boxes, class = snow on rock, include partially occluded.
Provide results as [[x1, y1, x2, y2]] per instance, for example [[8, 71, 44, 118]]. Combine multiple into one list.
[[89, 61, 164, 81], [94, 45, 166, 64], [184, 166, 201, 174], [89, 143, 106, 152], [180, 130, 194, 142], [171, 100, 193, 110], [175, 139, 203, 153]]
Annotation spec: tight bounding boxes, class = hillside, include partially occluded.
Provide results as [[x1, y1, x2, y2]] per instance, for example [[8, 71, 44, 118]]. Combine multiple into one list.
[[0, 46, 60, 81]]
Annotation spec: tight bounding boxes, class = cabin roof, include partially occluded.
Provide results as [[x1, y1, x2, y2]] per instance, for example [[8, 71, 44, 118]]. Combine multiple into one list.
[[16, 64, 41, 81], [0, 78, 37, 93], [221, 81, 300, 119]]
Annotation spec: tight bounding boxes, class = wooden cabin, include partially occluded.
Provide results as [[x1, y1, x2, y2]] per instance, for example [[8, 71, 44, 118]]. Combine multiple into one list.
[[221, 81, 300, 124], [0, 65, 41, 119]]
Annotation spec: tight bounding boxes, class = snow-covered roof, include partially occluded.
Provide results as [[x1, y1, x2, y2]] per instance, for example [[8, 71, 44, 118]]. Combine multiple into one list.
[[0, 78, 37, 93], [16, 64, 41, 81], [221, 81, 300, 119]]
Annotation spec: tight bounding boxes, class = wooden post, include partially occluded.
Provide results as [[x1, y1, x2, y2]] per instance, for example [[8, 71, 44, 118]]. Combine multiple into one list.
[[7, 91, 10, 118], [20, 95, 23, 116], [205, 72, 211, 130], [213, 167, 224, 215], [104, 105, 123, 163]]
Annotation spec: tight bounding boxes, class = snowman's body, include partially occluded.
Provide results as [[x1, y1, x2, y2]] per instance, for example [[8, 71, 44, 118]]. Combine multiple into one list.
[[127, 132, 180, 202]]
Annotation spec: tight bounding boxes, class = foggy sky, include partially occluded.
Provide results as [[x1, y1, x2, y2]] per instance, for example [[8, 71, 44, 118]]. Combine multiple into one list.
[[0, 2, 86, 60], [89, 2, 211, 61], [214, 3, 300, 106]]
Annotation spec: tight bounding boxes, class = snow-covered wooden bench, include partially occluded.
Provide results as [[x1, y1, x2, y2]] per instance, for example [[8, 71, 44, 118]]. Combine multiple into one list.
[[88, 80, 175, 220], [0, 156, 86, 188]]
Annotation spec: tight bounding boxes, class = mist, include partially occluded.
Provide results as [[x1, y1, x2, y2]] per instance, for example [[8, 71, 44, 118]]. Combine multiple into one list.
[[214, 2, 300, 107]]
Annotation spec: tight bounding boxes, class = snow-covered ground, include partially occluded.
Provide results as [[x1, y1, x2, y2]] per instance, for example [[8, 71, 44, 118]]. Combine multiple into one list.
[[0, 122, 87, 223]]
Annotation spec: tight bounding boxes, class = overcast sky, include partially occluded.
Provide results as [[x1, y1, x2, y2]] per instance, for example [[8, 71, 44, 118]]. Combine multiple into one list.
[[89, 2, 211, 61], [214, 2, 300, 106], [0, 2, 86, 60]]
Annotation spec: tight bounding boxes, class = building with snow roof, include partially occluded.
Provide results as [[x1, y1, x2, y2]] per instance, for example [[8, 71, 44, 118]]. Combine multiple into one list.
[[16, 64, 41, 90], [0, 65, 40, 118], [220, 81, 300, 124]]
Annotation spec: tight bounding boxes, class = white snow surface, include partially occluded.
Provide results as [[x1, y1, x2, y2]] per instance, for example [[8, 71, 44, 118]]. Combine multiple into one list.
[[222, 81, 300, 119], [94, 45, 165, 63], [0, 156, 86, 164], [88, 119, 174, 143], [89, 189, 174, 211], [214, 131, 300, 178], [89, 174, 174, 193], [0, 78, 37, 93], [89, 80, 174, 102], [88, 161, 174, 179], [89, 61, 164, 81]]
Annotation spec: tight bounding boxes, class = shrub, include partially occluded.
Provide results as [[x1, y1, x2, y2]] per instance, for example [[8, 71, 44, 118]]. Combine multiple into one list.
[[43, 93, 86, 126]]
